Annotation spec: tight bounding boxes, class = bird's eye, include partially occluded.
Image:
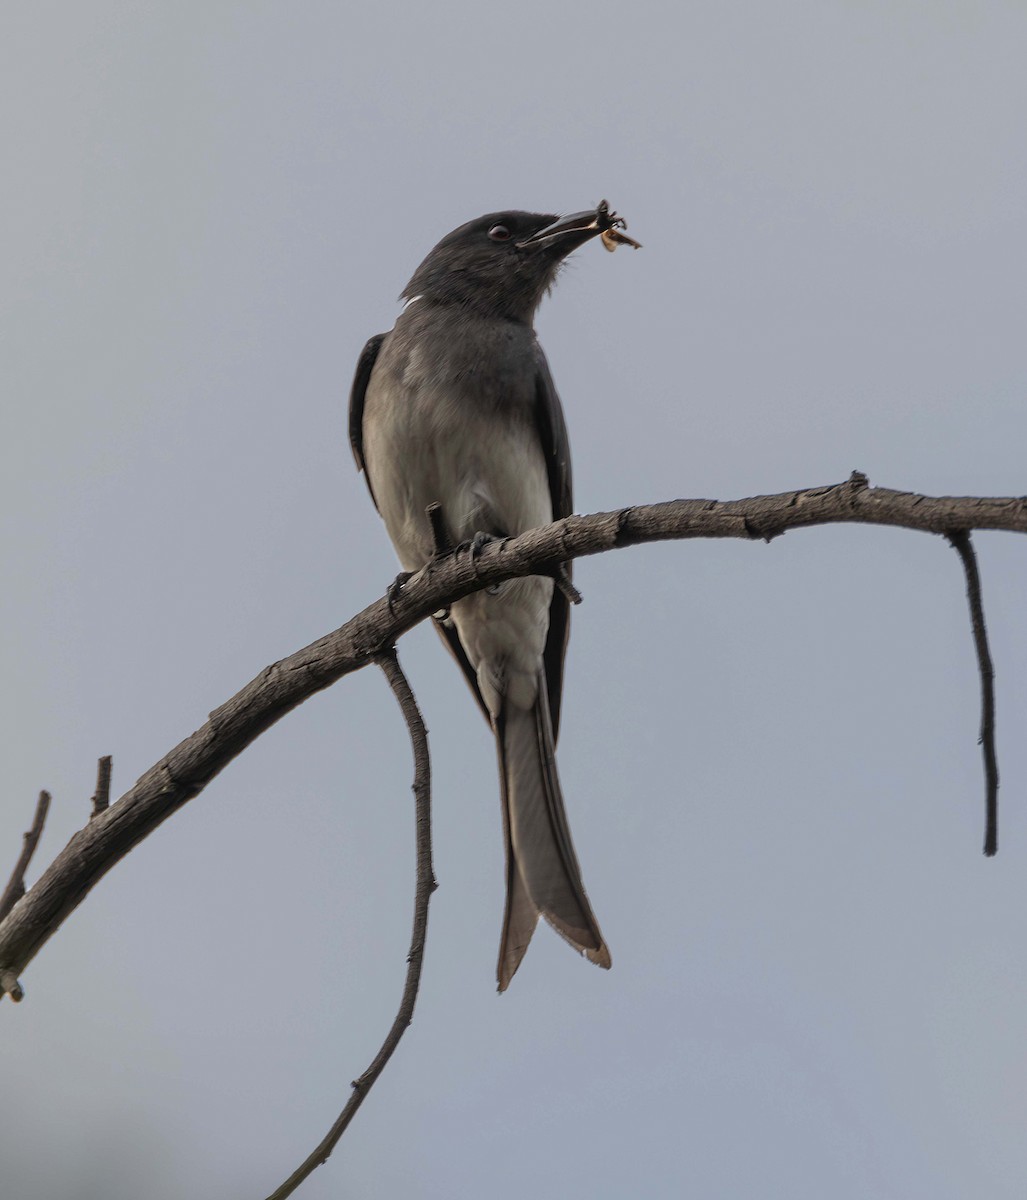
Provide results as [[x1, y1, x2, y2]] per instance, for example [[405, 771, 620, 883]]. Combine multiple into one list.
[[488, 224, 512, 242]]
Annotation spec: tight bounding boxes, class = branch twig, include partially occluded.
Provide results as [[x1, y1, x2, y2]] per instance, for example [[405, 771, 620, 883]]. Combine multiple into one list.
[[552, 563, 583, 606], [0, 791, 51, 999], [426, 501, 452, 555], [947, 532, 999, 856], [0, 791, 50, 925], [265, 647, 435, 1200], [2, 478, 1025, 997], [90, 756, 112, 819]]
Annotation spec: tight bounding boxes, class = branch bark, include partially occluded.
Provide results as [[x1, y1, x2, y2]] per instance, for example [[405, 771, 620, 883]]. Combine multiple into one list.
[[1, 475, 1024, 1000]]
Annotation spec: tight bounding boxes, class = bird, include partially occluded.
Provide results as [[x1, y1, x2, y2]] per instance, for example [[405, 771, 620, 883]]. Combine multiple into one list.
[[349, 204, 633, 990]]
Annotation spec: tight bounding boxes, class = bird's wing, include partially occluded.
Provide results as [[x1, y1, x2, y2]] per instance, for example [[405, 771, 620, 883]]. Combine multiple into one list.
[[533, 346, 573, 742], [348, 332, 387, 510], [433, 614, 493, 725]]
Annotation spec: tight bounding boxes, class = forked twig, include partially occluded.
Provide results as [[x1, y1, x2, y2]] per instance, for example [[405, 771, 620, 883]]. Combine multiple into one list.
[[265, 647, 436, 1200], [947, 531, 999, 855]]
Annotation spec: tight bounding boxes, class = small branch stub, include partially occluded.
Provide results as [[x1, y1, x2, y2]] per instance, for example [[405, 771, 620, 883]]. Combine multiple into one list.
[[1, 969, 24, 1003], [90, 756, 113, 819]]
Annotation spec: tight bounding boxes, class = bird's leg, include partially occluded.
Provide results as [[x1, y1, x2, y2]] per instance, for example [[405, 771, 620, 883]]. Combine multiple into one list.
[[424, 502, 456, 619], [427, 503, 506, 595], [384, 502, 459, 613]]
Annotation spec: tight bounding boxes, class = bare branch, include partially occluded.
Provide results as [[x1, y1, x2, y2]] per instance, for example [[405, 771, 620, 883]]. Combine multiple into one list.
[[947, 532, 999, 856], [266, 647, 435, 1200], [1, 478, 1025, 998], [90, 756, 113, 819]]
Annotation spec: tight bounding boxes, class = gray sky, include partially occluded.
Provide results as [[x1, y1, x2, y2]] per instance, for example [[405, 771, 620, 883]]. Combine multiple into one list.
[[3, 3, 1027, 1197]]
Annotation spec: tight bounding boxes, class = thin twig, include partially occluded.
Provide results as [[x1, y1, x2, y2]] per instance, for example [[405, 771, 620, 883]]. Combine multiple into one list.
[[90, 756, 112, 819], [265, 647, 435, 1200], [0, 791, 51, 998], [552, 563, 583, 606], [0, 791, 51, 925], [947, 531, 999, 855]]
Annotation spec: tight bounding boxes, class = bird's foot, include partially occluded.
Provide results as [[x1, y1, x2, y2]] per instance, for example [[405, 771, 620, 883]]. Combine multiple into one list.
[[386, 571, 414, 614], [447, 530, 494, 560], [454, 531, 504, 593]]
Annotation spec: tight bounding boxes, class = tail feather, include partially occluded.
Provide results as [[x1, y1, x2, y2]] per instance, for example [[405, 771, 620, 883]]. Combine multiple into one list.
[[496, 679, 610, 991], [497, 856, 536, 991]]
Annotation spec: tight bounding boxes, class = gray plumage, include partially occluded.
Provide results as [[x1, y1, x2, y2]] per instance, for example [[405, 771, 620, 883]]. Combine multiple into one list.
[[350, 207, 614, 990]]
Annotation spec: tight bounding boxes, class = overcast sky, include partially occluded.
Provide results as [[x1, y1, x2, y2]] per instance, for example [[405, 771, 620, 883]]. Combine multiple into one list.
[[3, 3, 1027, 1198]]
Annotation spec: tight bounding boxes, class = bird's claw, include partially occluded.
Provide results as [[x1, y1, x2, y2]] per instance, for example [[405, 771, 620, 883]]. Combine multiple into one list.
[[453, 531, 503, 594], [387, 571, 414, 614], [453, 530, 498, 562]]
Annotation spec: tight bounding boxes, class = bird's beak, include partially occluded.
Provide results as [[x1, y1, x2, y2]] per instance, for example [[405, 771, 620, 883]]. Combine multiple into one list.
[[516, 208, 607, 250], [516, 200, 642, 253]]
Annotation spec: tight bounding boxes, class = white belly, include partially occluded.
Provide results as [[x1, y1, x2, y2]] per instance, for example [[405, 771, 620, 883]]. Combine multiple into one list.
[[362, 389, 554, 717]]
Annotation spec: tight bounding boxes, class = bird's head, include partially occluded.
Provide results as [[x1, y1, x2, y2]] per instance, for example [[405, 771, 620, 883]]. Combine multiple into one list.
[[401, 202, 637, 323]]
